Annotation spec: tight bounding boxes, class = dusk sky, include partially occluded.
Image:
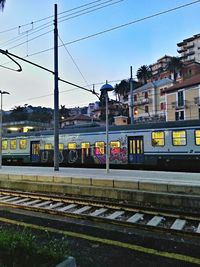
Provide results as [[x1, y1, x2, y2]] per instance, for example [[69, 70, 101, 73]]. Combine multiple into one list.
[[0, 0, 199, 110]]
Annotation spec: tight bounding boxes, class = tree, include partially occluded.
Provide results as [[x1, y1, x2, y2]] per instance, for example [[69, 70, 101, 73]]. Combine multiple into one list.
[[113, 80, 130, 102], [166, 56, 183, 81], [136, 65, 152, 84], [11, 105, 28, 121], [0, 0, 6, 11]]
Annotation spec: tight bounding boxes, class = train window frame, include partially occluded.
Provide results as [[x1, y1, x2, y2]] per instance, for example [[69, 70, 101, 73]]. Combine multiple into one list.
[[2, 140, 8, 150], [44, 143, 52, 150], [68, 142, 76, 150], [81, 142, 90, 149], [19, 139, 27, 150], [195, 130, 200, 145], [59, 143, 64, 150], [172, 130, 186, 146], [110, 141, 121, 155], [151, 131, 165, 147], [10, 139, 17, 150], [94, 141, 105, 155]]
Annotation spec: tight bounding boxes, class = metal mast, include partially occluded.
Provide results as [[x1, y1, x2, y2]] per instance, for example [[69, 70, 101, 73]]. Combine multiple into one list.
[[54, 4, 59, 171]]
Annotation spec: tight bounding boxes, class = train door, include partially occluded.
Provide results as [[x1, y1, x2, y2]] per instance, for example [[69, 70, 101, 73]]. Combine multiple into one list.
[[128, 136, 144, 164], [30, 141, 40, 162], [81, 142, 90, 164]]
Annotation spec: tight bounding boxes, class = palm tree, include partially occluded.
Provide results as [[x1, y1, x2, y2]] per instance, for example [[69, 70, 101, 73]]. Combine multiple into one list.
[[136, 65, 152, 84], [166, 56, 183, 81], [0, 0, 6, 11], [113, 80, 130, 102]]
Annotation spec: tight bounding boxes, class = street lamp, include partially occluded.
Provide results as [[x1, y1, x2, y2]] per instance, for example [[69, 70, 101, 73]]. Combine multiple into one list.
[[100, 81, 113, 173], [0, 90, 10, 168]]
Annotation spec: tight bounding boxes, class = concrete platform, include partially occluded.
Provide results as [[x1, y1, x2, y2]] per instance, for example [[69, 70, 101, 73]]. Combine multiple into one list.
[[0, 166, 200, 209]]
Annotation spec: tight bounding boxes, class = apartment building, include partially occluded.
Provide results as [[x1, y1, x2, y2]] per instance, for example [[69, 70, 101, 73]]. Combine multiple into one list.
[[150, 55, 172, 81], [165, 74, 200, 121], [128, 78, 173, 123], [177, 33, 200, 63]]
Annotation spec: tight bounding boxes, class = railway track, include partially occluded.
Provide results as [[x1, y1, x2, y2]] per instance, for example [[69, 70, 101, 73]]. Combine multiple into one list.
[[0, 190, 199, 236]]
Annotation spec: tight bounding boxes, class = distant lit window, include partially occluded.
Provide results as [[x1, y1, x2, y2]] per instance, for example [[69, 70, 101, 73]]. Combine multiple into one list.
[[19, 139, 27, 150], [10, 140, 17, 150], [110, 141, 120, 155], [95, 142, 104, 155], [59, 143, 64, 150], [44, 143, 52, 150], [134, 107, 138, 116], [152, 132, 165, 146], [2, 140, 7, 150], [172, 130, 186, 146], [68, 143, 76, 150], [195, 130, 200, 145], [81, 142, 90, 149]]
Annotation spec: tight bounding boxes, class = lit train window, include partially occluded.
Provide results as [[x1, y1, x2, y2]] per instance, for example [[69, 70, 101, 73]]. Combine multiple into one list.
[[195, 130, 200, 145], [68, 143, 76, 149], [81, 142, 90, 149], [44, 143, 52, 150], [95, 142, 104, 155], [152, 131, 164, 146], [172, 130, 186, 146], [19, 139, 27, 150], [59, 143, 64, 150], [2, 140, 7, 150], [110, 141, 120, 154], [10, 140, 16, 150]]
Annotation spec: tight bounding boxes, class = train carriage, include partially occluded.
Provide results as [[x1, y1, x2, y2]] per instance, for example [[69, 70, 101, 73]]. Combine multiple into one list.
[[2, 119, 200, 171]]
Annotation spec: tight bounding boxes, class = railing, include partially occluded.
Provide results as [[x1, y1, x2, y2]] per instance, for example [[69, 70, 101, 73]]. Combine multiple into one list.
[[171, 100, 188, 109], [133, 98, 152, 106], [134, 115, 166, 124]]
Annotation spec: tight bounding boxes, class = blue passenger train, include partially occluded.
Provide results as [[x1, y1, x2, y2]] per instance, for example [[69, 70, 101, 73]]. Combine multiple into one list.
[[2, 119, 200, 171]]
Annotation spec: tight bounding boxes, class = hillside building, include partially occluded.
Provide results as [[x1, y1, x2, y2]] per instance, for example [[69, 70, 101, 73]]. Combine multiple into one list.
[[177, 33, 200, 63]]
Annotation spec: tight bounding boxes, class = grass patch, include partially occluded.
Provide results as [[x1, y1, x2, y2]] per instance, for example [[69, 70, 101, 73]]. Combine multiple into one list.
[[0, 227, 69, 267]]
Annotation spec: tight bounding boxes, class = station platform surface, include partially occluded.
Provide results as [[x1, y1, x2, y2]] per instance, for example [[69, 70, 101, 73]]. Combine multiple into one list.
[[0, 165, 200, 183], [0, 166, 200, 209]]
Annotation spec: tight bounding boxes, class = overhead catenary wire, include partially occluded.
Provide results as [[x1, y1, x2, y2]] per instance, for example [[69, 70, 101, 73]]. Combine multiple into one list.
[[15, 0, 200, 59], [0, 1, 199, 109], [58, 34, 91, 90], [0, 0, 123, 59], [0, 0, 109, 35]]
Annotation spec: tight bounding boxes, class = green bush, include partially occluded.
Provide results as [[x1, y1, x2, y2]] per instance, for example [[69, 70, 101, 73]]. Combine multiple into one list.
[[0, 227, 69, 267]]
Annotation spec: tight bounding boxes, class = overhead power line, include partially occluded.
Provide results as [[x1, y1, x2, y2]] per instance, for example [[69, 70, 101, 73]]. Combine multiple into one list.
[[0, 0, 122, 52], [22, 0, 200, 58], [58, 34, 91, 90], [0, 0, 116, 35]]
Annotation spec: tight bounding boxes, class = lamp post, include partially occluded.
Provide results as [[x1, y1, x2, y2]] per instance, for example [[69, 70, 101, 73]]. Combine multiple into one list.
[[100, 81, 113, 173], [0, 90, 10, 169]]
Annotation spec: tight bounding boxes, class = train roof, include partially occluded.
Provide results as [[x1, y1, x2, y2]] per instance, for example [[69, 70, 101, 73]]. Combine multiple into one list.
[[3, 120, 200, 138]]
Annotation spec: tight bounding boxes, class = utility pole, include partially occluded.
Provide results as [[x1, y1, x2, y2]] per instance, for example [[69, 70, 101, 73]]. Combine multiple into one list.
[[130, 66, 134, 124], [54, 4, 59, 171]]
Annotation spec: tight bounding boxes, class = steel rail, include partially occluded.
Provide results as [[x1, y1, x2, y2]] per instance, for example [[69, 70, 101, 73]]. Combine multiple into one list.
[[0, 189, 199, 237]]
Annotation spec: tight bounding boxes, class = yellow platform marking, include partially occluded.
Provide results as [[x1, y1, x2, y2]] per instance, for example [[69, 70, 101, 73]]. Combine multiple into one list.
[[0, 217, 200, 265]]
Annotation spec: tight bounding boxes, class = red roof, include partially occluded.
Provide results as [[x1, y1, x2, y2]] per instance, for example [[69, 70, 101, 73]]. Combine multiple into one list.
[[165, 74, 200, 93]]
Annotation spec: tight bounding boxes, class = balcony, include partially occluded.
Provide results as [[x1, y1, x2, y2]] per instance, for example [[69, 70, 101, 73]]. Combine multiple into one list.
[[133, 98, 152, 106], [177, 47, 187, 53], [186, 43, 194, 49], [171, 100, 188, 109], [186, 51, 195, 56]]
